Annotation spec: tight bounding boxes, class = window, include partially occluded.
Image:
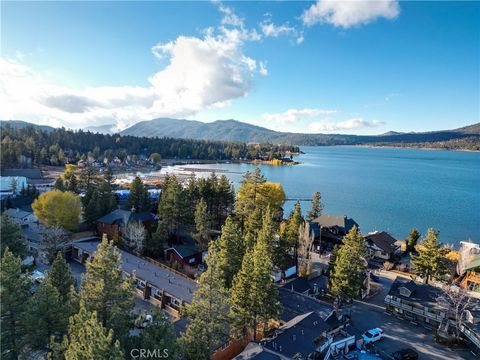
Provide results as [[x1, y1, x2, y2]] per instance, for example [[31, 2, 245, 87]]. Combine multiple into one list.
[[136, 279, 146, 290], [399, 287, 411, 297]]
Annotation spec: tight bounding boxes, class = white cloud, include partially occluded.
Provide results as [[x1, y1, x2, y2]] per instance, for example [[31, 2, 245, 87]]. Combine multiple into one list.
[[302, 0, 400, 28], [261, 21, 296, 38], [260, 16, 304, 44], [262, 108, 338, 125], [309, 118, 385, 132], [0, 3, 266, 130]]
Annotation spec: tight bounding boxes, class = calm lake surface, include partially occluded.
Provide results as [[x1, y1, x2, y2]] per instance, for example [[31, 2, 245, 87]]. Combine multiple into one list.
[[156, 146, 480, 245]]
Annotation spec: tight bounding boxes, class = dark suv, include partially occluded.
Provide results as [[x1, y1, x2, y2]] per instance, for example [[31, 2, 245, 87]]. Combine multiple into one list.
[[392, 348, 419, 360]]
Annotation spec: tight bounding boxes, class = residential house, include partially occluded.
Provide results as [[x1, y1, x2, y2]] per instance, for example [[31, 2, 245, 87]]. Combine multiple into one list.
[[458, 241, 480, 291], [96, 208, 157, 242], [280, 277, 312, 296], [165, 239, 205, 268], [1, 168, 54, 193], [310, 214, 359, 250], [364, 231, 399, 261], [260, 311, 354, 360], [4, 207, 37, 225], [0, 176, 28, 196], [233, 342, 281, 360], [71, 239, 198, 318], [385, 277, 480, 351]]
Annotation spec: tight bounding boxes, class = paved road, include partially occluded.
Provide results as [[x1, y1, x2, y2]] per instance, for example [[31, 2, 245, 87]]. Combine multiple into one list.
[[347, 270, 478, 360]]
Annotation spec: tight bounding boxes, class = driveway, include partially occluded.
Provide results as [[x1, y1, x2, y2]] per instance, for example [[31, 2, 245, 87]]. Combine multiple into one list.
[[347, 270, 478, 360]]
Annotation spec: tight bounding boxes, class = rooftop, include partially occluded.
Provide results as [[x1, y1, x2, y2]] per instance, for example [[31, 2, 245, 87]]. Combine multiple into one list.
[[2, 168, 42, 179], [278, 287, 334, 323], [280, 277, 311, 294], [262, 312, 330, 359], [387, 277, 443, 309], [311, 214, 358, 232], [74, 240, 198, 303], [364, 231, 398, 253], [4, 207, 33, 219], [97, 209, 155, 226]]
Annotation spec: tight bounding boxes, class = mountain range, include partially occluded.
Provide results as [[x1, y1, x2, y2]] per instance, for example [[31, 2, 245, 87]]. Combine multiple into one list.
[[2, 119, 479, 149]]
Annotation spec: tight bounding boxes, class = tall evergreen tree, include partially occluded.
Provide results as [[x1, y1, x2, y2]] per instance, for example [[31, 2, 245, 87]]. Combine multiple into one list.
[[218, 216, 244, 288], [61, 301, 124, 360], [26, 281, 67, 351], [48, 252, 75, 302], [181, 241, 230, 360], [231, 214, 281, 340], [127, 176, 150, 212], [284, 202, 303, 265], [406, 227, 420, 253], [243, 206, 263, 250], [145, 221, 169, 258], [140, 309, 179, 359], [234, 168, 266, 224], [411, 228, 450, 284], [307, 191, 323, 221], [0, 248, 30, 359], [330, 226, 367, 301], [0, 215, 26, 257], [103, 166, 114, 186], [193, 198, 211, 250], [80, 235, 135, 342], [157, 175, 188, 236]]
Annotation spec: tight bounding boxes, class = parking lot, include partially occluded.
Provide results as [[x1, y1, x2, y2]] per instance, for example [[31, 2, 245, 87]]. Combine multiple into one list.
[[347, 271, 478, 360]]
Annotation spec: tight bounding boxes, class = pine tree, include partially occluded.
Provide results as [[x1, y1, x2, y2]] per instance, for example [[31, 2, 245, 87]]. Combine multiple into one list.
[[0, 215, 26, 257], [1, 248, 30, 359], [285, 202, 303, 265], [234, 168, 266, 223], [406, 227, 420, 253], [103, 166, 114, 186], [62, 301, 124, 360], [145, 221, 169, 258], [80, 235, 135, 342], [141, 309, 178, 359], [26, 281, 67, 351], [218, 216, 244, 288], [157, 175, 188, 236], [243, 206, 263, 249], [330, 226, 367, 301], [193, 198, 211, 250], [181, 241, 230, 360], [230, 214, 281, 340], [411, 228, 450, 284], [127, 176, 150, 212], [48, 252, 75, 302], [307, 191, 323, 221]]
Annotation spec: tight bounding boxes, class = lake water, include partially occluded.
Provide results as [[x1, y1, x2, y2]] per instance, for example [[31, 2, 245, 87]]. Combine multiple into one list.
[[150, 146, 480, 246]]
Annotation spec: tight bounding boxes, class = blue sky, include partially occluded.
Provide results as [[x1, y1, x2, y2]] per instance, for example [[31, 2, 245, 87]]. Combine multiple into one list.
[[1, 1, 479, 134]]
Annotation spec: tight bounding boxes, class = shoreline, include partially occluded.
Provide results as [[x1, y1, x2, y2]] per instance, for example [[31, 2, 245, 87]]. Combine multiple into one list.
[[353, 144, 480, 153]]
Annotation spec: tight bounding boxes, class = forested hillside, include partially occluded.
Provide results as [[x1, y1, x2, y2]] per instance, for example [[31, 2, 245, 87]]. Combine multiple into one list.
[[0, 123, 299, 169]]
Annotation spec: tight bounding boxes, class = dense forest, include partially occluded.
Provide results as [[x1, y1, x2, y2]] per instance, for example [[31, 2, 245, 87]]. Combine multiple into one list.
[[365, 136, 480, 151], [0, 124, 299, 169]]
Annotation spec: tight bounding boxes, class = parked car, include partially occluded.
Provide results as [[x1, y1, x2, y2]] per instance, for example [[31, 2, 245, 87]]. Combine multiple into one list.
[[392, 348, 419, 360], [362, 328, 384, 344], [369, 272, 380, 282]]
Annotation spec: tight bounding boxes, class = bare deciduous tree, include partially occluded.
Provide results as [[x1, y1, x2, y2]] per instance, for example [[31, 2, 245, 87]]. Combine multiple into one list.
[[43, 226, 68, 263], [436, 285, 473, 339], [297, 221, 314, 276], [123, 221, 146, 254]]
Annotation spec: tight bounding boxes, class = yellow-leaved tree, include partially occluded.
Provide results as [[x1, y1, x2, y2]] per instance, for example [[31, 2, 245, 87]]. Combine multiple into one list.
[[32, 189, 81, 231]]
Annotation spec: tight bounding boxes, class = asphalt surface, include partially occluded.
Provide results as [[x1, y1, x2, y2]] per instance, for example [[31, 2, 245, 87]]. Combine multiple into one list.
[[347, 270, 478, 360]]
